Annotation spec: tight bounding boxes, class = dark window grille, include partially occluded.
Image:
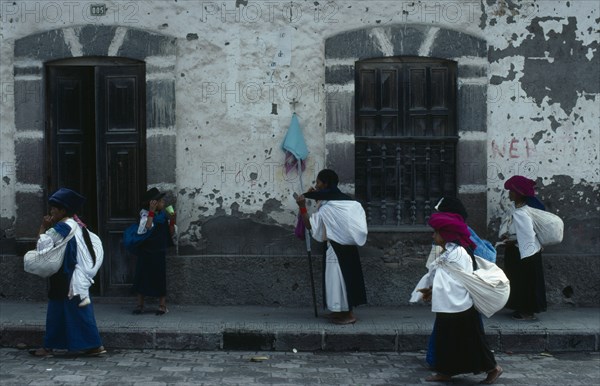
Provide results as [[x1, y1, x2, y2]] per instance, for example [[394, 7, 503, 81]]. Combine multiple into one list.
[[355, 57, 457, 227]]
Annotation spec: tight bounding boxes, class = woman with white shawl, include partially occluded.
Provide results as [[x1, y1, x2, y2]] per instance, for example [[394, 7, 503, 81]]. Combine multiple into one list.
[[295, 169, 368, 325], [28, 188, 105, 357], [415, 212, 502, 384]]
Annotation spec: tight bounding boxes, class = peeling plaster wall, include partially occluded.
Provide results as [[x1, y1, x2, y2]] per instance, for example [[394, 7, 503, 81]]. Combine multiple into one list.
[[1, 1, 599, 305], [0, 13, 17, 255], [0, 0, 494, 254], [482, 0, 600, 255]]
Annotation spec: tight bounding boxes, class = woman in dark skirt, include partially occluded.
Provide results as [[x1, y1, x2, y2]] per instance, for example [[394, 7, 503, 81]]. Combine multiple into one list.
[[417, 212, 502, 384], [500, 175, 547, 320], [132, 188, 176, 315]]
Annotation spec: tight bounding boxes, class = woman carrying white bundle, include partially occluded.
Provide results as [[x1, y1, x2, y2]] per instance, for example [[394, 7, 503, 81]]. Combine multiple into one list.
[[28, 188, 105, 357], [417, 212, 502, 384], [295, 169, 368, 325], [499, 175, 547, 321]]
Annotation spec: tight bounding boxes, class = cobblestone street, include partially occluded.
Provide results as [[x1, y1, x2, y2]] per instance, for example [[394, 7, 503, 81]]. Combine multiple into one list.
[[1, 348, 598, 385]]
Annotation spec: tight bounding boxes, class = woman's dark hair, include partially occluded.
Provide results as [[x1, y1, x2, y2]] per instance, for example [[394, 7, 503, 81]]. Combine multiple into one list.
[[81, 227, 97, 266], [316, 169, 339, 188], [465, 246, 477, 271], [435, 197, 468, 220]]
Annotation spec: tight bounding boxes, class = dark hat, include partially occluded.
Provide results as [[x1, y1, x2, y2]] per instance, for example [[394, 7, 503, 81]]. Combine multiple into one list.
[[434, 197, 468, 220], [48, 188, 86, 213], [142, 187, 166, 203], [316, 169, 339, 188]]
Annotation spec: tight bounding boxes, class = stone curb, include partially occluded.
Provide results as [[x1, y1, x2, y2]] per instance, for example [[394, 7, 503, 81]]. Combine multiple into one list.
[[1, 326, 597, 352]]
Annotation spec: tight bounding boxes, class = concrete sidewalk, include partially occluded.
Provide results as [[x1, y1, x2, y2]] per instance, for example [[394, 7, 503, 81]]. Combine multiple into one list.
[[0, 301, 598, 352]]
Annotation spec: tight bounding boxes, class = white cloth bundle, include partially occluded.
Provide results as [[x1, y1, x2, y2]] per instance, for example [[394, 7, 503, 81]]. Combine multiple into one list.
[[310, 200, 368, 246], [499, 204, 563, 257], [522, 206, 564, 247], [411, 244, 509, 318], [24, 219, 78, 278], [443, 255, 510, 318]]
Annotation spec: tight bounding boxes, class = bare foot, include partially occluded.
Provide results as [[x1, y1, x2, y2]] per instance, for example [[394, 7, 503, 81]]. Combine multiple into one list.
[[425, 373, 452, 382], [323, 312, 341, 319], [480, 365, 503, 384], [330, 311, 356, 324]]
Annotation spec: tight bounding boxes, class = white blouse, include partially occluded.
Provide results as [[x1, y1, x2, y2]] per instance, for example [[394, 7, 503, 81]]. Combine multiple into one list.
[[429, 243, 474, 313], [509, 206, 542, 258]]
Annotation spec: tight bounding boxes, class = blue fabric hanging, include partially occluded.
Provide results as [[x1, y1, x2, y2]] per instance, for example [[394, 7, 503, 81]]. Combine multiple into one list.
[[282, 113, 308, 160], [282, 114, 309, 173]]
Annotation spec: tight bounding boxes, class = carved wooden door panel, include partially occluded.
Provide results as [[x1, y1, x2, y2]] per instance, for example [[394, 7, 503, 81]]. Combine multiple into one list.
[[46, 62, 146, 296]]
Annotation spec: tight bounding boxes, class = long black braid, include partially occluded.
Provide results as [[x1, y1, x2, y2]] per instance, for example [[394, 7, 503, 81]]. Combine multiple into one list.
[[448, 236, 478, 271], [81, 227, 97, 266], [465, 246, 477, 271], [53, 204, 98, 266]]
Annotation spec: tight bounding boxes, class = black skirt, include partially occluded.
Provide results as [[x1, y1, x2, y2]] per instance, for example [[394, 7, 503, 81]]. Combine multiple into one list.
[[132, 222, 169, 297], [504, 245, 547, 314], [434, 306, 496, 376], [132, 249, 167, 297]]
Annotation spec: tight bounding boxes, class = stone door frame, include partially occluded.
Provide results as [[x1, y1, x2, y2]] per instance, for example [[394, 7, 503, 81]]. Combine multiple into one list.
[[13, 25, 178, 253], [324, 25, 489, 232]]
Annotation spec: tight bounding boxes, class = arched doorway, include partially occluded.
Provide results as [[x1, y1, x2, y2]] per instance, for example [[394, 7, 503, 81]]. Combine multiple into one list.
[[11, 26, 176, 300]]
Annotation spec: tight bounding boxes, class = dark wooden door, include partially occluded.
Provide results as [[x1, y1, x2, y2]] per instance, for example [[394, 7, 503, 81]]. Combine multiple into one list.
[[46, 61, 146, 296], [46, 66, 97, 227]]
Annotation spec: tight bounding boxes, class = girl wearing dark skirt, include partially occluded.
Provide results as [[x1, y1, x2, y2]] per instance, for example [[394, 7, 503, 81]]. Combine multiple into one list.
[[132, 188, 176, 315], [500, 175, 547, 321], [417, 212, 502, 384]]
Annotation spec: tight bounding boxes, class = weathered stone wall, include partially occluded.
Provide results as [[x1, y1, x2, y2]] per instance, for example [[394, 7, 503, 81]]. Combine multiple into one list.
[[5, 25, 177, 255], [1, 1, 598, 305], [482, 1, 600, 251]]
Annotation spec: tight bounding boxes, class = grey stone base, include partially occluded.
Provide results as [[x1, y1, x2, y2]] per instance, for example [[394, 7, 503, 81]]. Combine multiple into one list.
[[1, 252, 598, 307], [0, 254, 47, 301]]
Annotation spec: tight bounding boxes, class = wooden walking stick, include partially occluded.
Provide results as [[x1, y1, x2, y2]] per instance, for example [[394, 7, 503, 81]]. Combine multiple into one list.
[[295, 191, 318, 318]]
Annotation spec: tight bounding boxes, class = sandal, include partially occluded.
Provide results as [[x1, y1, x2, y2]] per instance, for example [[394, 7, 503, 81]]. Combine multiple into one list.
[[155, 305, 169, 316], [83, 346, 106, 357], [480, 366, 503, 384], [28, 348, 53, 357], [132, 305, 144, 315]]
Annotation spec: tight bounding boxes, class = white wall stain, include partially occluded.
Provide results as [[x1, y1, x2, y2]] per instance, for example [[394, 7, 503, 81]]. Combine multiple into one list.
[[369, 27, 394, 57]]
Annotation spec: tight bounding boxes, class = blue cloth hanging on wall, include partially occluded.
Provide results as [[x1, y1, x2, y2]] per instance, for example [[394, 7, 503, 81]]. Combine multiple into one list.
[[282, 113, 309, 173]]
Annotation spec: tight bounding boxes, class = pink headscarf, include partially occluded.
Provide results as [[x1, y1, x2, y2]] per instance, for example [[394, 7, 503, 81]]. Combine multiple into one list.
[[504, 175, 536, 197], [428, 212, 475, 250], [73, 214, 87, 228]]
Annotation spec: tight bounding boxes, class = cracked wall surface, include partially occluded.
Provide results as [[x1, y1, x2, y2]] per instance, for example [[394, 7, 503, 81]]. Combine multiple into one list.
[[1, 1, 598, 304], [482, 0, 600, 254]]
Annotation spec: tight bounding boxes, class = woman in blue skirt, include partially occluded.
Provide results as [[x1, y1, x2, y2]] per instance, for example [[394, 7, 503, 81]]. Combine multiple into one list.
[[29, 188, 105, 357]]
